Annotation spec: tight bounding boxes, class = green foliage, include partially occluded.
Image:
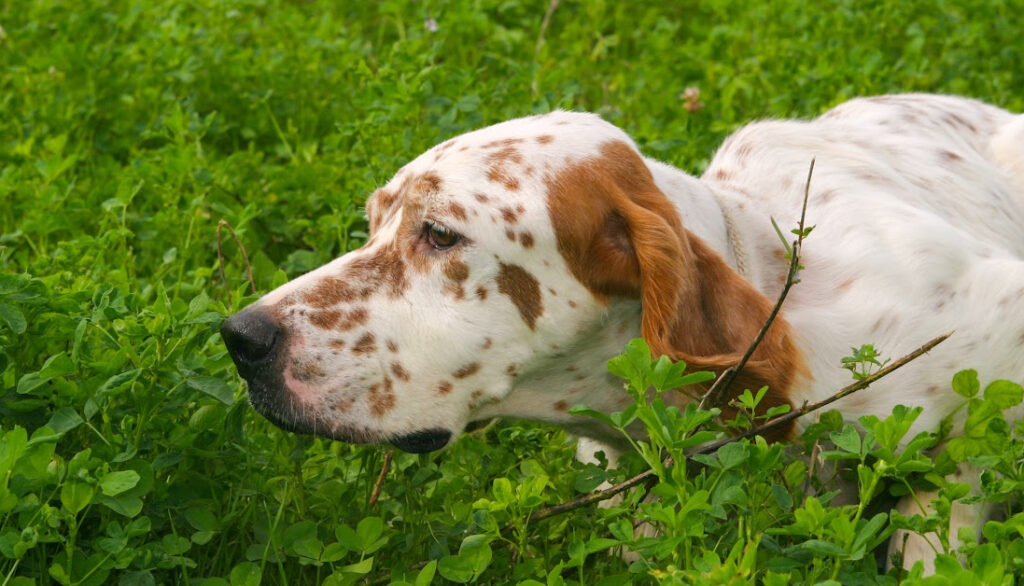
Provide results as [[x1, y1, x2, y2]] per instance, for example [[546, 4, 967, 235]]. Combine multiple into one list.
[[2, 0, 1023, 583]]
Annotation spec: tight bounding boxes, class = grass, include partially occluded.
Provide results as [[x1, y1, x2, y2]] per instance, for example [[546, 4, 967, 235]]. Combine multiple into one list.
[[1, 0, 1023, 584]]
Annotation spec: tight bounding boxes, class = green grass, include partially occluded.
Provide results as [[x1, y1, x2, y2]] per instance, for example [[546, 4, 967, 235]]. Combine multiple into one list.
[[1, 0, 1023, 584]]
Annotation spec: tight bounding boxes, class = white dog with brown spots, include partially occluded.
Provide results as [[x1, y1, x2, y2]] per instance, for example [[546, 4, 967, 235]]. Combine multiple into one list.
[[222, 94, 1024, 571]]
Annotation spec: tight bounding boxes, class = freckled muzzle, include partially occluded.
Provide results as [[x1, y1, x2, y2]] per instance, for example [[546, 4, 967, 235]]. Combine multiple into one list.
[[222, 308, 457, 452]]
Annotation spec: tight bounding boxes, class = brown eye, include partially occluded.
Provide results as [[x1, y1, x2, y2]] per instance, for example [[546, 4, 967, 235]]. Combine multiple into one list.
[[425, 222, 461, 250]]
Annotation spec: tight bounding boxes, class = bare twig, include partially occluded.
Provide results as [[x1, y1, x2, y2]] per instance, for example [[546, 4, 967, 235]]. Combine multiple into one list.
[[215, 219, 256, 303], [515, 331, 950, 528], [700, 158, 816, 412], [534, 0, 559, 56], [368, 450, 393, 509]]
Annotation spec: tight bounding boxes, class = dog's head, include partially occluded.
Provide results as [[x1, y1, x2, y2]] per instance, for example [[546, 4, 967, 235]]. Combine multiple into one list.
[[222, 112, 802, 452]]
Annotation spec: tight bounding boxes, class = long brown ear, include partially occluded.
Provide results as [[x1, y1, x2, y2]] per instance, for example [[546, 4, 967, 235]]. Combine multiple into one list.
[[548, 140, 807, 434]]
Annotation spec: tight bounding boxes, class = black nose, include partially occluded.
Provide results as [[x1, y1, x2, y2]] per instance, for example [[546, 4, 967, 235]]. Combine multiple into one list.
[[221, 310, 282, 368]]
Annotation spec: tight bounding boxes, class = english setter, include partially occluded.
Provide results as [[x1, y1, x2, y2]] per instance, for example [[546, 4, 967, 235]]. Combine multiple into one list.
[[222, 94, 1024, 570]]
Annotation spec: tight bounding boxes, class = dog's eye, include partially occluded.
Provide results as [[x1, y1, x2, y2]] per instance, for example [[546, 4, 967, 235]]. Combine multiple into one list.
[[424, 222, 461, 250]]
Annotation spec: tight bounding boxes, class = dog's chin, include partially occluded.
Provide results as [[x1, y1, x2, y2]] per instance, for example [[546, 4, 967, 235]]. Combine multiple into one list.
[[245, 380, 454, 452]]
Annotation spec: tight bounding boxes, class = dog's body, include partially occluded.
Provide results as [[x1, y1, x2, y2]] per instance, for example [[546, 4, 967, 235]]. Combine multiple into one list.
[[223, 94, 1024, 569]]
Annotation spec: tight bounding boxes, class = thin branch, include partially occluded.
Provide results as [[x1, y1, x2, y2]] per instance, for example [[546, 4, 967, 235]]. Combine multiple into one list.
[[516, 331, 950, 528], [368, 450, 393, 509], [534, 0, 559, 57], [700, 158, 816, 411], [215, 219, 256, 304]]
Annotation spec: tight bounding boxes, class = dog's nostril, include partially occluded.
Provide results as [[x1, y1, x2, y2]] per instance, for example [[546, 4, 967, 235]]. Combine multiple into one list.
[[221, 310, 282, 366]]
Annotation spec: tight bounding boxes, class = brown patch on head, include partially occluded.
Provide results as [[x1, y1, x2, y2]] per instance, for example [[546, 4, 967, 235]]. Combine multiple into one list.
[[329, 339, 346, 350], [441, 201, 468, 222], [481, 337, 493, 350], [500, 206, 519, 224], [553, 400, 569, 412], [336, 307, 369, 331], [505, 228, 516, 241], [386, 339, 398, 353], [310, 309, 342, 329], [353, 332, 377, 355], [496, 263, 543, 330], [349, 248, 408, 298], [307, 249, 409, 307], [486, 147, 524, 191], [544, 139, 807, 438], [536, 135, 554, 144], [290, 359, 325, 383], [519, 232, 534, 248], [436, 380, 453, 395], [474, 193, 490, 203], [452, 363, 481, 379], [391, 362, 410, 382], [505, 364, 518, 377], [415, 172, 443, 195], [714, 169, 731, 181], [568, 300, 577, 308], [444, 260, 470, 283], [369, 376, 396, 417], [475, 286, 489, 300]]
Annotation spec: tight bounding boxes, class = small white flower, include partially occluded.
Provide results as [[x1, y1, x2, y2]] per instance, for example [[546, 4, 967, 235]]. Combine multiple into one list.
[[425, 18, 438, 33]]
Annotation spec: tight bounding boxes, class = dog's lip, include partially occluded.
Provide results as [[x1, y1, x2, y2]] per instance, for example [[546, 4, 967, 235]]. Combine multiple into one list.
[[389, 428, 453, 453]]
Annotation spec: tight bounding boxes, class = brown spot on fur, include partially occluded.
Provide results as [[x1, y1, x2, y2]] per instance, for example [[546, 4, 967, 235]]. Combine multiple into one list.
[[837, 278, 855, 292], [500, 206, 519, 224], [310, 309, 341, 329], [483, 137, 525, 149], [415, 172, 443, 194], [537, 135, 553, 144], [452, 363, 481, 379], [554, 400, 568, 412], [290, 359, 325, 382], [942, 150, 962, 161], [386, 339, 398, 353], [353, 332, 377, 355], [545, 140, 806, 439], [481, 337, 492, 350], [334, 397, 355, 413], [336, 307, 369, 331], [369, 377, 396, 417], [444, 260, 470, 283], [436, 381, 453, 395], [566, 365, 577, 372], [505, 228, 516, 241], [568, 300, 577, 308], [505, 364, 518, 377], [497, 263, 543, 330], [486, 148, 524, 191], [547, 287, 557, 296], [714, 169, 731, 181], [329, 339, 346, 349], [391, 362, 410, 381], [474, 193, 490, 203], [520, 232, 534, 248], [442, 201, 468, 222], [476, 286, 489, 300]]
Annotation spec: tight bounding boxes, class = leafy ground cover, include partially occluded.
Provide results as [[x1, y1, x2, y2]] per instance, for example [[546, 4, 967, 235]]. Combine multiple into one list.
[[2, 0, 1023, 584]]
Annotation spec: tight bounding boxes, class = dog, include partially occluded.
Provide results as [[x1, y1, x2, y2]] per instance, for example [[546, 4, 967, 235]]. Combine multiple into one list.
[[222, 94, 1024, 570]]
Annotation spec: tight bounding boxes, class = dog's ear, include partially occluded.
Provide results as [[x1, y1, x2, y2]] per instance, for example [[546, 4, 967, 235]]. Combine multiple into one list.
[[547, 141, 805, 432]]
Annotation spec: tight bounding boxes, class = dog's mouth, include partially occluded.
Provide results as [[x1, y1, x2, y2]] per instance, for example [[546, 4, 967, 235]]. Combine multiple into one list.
[[243, 377, 455, 453], [389, 429, 452, 453]]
